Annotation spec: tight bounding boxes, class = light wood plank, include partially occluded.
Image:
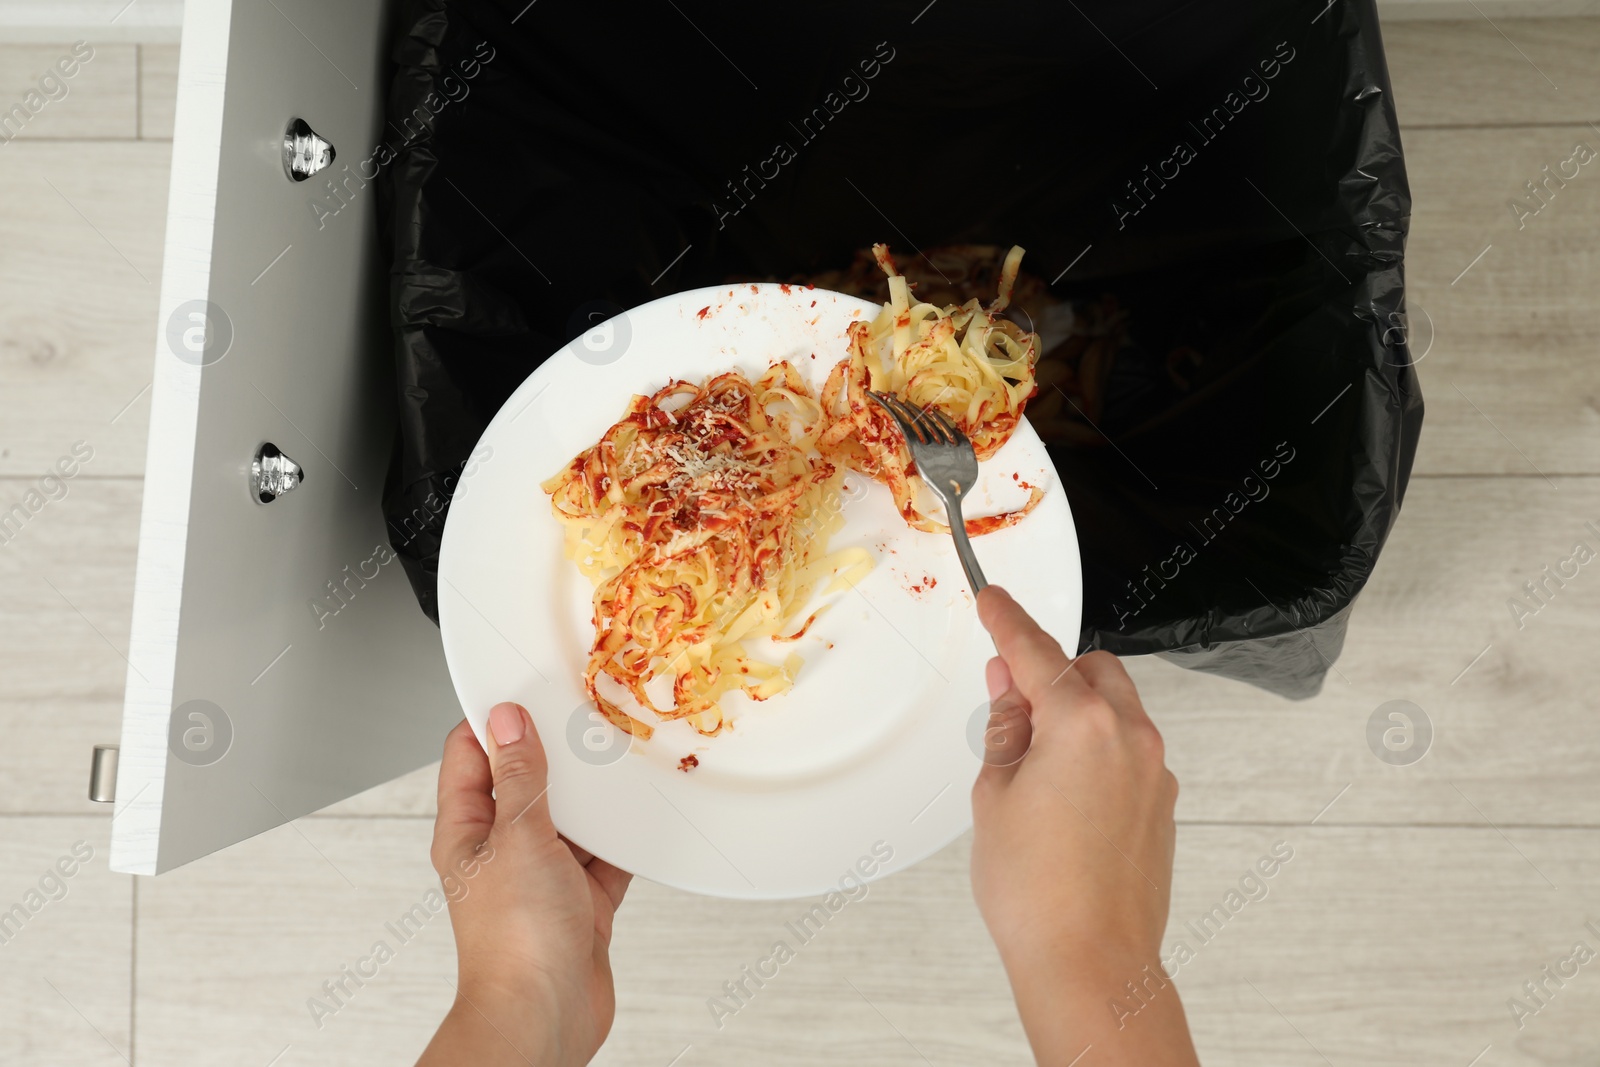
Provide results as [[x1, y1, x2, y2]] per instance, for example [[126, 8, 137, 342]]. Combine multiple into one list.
[[0, 44, 135, 140], [1384, 18, 1600, 125], [0, 818, 131, 1066], [1168, 825, 1600, 1067], [127, 816, 994, 1065], [0, 1, 183, 44], [1404, 125, 1600, 476], [132, 818, 1600, 1066], [1384, 0, 1600, 18], [0, 480, 138, 814], [0, 141, 166, 477], [137, 43, 176, 140], [132, 818, 509, 1067]]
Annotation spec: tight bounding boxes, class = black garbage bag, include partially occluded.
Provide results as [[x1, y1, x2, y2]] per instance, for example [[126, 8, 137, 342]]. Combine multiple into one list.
[[379, 0, 1422, 699]]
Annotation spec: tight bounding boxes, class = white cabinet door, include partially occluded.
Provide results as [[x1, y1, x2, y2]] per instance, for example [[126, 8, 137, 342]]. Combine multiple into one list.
[[112, 0, 459, 874]]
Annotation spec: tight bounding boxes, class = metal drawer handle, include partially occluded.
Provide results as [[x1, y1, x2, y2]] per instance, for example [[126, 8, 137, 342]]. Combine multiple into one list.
[[89, 745, 119, 803], [283, 118, 335, 182]]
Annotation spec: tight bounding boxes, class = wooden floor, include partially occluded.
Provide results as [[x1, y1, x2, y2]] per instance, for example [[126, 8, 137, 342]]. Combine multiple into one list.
[[4, 18, 1600, 1067]]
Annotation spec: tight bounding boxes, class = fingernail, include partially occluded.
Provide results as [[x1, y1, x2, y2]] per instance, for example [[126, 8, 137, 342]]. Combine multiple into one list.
[[488, 702, 526, 746], [985, 656, 1013, 702]]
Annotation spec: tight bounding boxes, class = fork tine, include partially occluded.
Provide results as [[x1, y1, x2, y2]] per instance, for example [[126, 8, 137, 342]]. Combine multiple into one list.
[[911, 405, 947, 445], [888, 394, 933, 440], [869, 391, 900, 431], [913, 401, 958, 446], [870, 391, 973, 451], [881, 394, 927, 444], [926, 406, 964, 444], [898, 400, 934, 446], [866, 391, 900, 433]]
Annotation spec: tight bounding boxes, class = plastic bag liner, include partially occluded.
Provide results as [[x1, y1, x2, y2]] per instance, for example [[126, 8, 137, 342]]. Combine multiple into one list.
[[379, 0, 1422, 699]]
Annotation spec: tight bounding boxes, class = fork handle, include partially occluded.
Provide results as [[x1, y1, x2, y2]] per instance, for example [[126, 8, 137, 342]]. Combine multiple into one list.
[[945, 493, 988, 596]]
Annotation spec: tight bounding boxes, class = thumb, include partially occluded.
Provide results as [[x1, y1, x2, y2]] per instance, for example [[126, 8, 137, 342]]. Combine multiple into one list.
[[978, 656, 1034, 777], [484, 702, 556, 838], [977, 585, 1077, 704]]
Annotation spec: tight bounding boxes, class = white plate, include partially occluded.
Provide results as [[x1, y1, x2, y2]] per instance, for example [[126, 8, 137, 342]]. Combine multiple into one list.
[[437, 283, 1081, 899]]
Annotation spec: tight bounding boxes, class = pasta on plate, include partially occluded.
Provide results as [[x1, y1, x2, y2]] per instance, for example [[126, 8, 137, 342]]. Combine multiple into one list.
[[542, 245, 1042, 740]]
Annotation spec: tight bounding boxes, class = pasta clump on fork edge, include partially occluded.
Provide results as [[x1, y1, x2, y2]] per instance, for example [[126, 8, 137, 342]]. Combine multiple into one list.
[[542, 245, 1042, 740], [819, 243, 1045, 534]]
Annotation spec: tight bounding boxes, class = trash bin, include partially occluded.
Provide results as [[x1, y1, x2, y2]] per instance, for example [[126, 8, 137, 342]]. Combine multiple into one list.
[[379, 0, 1422, 698]]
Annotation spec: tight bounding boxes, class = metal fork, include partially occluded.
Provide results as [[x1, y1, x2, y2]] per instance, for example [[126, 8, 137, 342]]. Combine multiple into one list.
[[868, 392, 988, 596]]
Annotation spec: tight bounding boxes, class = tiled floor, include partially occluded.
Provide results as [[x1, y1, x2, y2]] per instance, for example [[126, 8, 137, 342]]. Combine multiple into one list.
[[3, 17, 1600, 1067]]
